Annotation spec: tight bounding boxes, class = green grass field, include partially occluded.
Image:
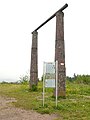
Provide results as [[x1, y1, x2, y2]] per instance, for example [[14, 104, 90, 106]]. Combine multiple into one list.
[[0, 81, 90, 120]]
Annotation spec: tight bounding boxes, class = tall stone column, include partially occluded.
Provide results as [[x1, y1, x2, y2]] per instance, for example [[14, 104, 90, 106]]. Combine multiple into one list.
[[30, 31, 38, 89], [55, 11, 66, 97]]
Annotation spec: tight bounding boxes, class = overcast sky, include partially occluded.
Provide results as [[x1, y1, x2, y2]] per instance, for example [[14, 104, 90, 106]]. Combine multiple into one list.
[[0, 0, 90, 82]]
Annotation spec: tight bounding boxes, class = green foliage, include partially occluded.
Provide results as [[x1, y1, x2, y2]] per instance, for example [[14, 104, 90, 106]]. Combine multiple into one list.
[[0, 81, 9, 84], [67, 74, 90, 84], [31, 85, 37, 91], [19, 75, 29, 84], [75, 75, 90, 84]]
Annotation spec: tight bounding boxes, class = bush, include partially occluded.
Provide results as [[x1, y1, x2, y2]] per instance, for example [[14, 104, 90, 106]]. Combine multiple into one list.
[[75, 75, 90, 84], [67, 74, 90, 84], [19, 75, 29, 84], [31, 85, 37, 91]]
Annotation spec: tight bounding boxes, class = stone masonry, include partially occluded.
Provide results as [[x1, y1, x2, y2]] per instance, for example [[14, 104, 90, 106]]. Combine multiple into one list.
[[30, 4, 68, 93], [30, 31, 38, 89], [55, 11, 66, 97]]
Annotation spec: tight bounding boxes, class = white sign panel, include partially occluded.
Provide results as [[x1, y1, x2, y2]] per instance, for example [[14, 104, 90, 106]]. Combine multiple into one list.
[[45, 62, 55, 74], [45, 79, 55, 88], [44, 62, 55, 88]]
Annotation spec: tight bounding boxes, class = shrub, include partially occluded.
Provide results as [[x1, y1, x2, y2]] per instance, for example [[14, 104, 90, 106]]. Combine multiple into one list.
[[31, 85, 37, 91], [67, 74, 90, 84], [19, 75, 29, 84]]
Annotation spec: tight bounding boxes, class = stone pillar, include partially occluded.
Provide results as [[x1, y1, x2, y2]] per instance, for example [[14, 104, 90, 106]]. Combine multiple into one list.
[[55, 12, 66, 97], [30, 31, 38, 89]]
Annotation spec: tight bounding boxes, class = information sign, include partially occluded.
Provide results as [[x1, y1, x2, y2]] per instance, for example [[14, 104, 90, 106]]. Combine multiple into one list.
[[43, 61, 58, 107], [44, 62, 55, 88], [45, 79, 55, 88]]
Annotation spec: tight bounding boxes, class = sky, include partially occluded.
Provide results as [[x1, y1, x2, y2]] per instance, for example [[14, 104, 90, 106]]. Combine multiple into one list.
[[0, 0, 90, 82]]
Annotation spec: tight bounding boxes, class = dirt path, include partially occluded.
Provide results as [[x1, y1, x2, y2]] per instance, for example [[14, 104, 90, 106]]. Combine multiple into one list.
[[0, 96, 57, 120]]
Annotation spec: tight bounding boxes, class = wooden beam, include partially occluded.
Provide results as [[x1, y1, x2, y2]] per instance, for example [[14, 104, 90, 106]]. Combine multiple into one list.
[[32, 3, 68, 33]]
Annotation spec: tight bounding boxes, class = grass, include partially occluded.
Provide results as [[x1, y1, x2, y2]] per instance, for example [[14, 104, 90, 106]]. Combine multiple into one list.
[[0, 81, 90, 120]]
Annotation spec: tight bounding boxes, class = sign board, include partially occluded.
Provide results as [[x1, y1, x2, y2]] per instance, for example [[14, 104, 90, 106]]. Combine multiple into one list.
[[44, 62, 55, 88], [43, 61, 58, 107], [45, 79, 55, 88], [45, 62, 55, 74]]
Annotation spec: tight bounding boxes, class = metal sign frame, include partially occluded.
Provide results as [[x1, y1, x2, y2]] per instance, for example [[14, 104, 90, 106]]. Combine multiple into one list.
[[43, 61, 58, 107]]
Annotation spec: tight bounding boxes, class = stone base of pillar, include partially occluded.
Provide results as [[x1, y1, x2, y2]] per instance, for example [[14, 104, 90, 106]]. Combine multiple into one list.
[[58, 90, 66, 97], [54, 85, 66, 97]]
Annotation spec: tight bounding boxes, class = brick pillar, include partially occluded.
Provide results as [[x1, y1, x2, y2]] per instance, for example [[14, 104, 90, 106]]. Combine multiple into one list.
[[55, 12, 66, 97], [30, 31, 38, 89]]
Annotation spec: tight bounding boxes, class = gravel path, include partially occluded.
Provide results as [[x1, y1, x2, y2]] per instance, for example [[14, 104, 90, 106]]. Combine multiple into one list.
[[0, 96, 57, 120]]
